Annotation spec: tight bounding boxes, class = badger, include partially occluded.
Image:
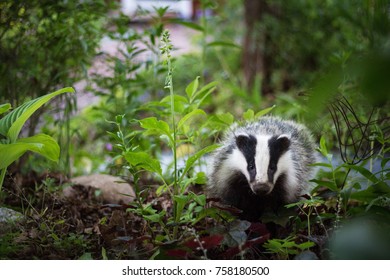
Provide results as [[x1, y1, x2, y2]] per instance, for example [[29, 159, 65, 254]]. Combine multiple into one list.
[[207, 116, 317, 221]]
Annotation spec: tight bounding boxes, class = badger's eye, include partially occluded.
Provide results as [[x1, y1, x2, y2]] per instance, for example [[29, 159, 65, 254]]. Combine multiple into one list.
[[269, 165, 276, 172], [248, 162, 255, 170]]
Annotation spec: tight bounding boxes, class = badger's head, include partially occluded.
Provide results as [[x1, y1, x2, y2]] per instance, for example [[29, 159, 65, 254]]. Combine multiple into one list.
[[232, 133, 292, 196]]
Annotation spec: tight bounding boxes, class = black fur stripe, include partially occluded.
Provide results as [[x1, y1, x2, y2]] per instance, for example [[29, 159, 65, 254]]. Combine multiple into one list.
[[236, 134, 257, 182], [267, 135, 290, 182]]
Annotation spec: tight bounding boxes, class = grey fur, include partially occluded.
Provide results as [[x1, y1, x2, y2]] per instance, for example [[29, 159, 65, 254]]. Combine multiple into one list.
[[207, 116, 318, 220]]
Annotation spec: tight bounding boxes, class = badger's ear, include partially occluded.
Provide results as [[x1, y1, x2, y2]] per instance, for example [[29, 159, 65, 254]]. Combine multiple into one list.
[[276, 134, 290, 152]]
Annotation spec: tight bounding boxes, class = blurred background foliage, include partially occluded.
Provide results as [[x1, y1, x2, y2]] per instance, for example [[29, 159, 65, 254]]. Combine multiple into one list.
[[0, 0, 389, 260], [0, 0, 388, 176]]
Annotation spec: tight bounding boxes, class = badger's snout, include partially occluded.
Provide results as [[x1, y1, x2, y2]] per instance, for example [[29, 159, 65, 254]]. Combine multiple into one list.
[[250, 182, 273, 196]]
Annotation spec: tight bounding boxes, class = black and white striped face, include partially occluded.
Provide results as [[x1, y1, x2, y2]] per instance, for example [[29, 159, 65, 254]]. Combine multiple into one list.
[[233, 133, 291, 195]]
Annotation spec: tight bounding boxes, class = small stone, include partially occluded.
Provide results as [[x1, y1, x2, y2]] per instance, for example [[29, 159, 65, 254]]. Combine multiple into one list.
[[65, 174, 135, 204], [0, 207, 24, 235]]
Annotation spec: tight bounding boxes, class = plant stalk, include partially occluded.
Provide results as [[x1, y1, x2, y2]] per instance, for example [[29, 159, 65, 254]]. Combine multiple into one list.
[[0, 167, 7, 194]]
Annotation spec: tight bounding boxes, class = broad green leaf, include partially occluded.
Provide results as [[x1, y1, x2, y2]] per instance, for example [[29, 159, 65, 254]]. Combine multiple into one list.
[[185, 76, 200, 100], [350, 183, 390, 202], [0, 87, 75, 142], [190, 193, 206, 206], [0, 103, 11, 115], [243, 109, 255, 121], [159, 94, 187, 113], [144, 211, 166, 223], [0, 133, 60, 169], [216, 112, 234, 126], [319, 136, 328, 157], [180, 144, 219, 180], [296, 241, 315, 250], [174, 194, 190, 219], [343, 164, 380, 183], [124, 151, 162, 176], [311, 179, 339, 192], [255, 105, 276, 118], [207, 41, 241, 49], [139, 117, 173, 144], [177, 109, 206, 130]]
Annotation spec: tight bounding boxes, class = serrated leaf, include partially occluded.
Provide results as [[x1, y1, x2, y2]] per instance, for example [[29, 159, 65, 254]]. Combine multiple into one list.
[[0, 133, 60, 169], [255, 105, 276, 118], [0, 103, 11, 115], [177, 109, 206, 130], [124, 151, 162, 176], [0, 87, 75, 141], [185, 76, 200, 100]]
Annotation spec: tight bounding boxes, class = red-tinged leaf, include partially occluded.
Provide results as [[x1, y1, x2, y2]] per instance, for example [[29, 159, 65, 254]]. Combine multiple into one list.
[[248, 222, 269, 236], [184, 235, 224, 250], [166, 249, 189, 259]]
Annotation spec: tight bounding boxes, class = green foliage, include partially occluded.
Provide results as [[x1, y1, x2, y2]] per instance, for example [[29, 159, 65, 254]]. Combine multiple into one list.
[[263, 236, 315, 260], [0, 0, 110, 106], [0, 87, 74, 192]]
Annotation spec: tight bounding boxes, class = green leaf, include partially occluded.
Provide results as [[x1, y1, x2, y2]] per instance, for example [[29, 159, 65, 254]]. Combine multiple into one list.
[[243, 109, 255, 121], [190, 193, 206, 206], [139, 117, 173, 144], [296, 241, 315, 250], [216, 113, 234, 126], [185, 76, 200, 100], [207, 41, 241, 49], [310, 162, 333, 168], [174, 194, 190, 220], [0, 103, 11, 115], [124, 151, 162, 176], [319, 136, 328, 157], [0, 133, 60, 169], [177, 109, 206, 130], [311, 179, 339, 192], [169, 19, 204, 32], [350, 183, 390, 202], [0, 87, 75, 142], [343, 164, 380, 183], [144, 211, 166, 223], [191, 81, 218, 104], [180, 144, 219, 180], [255, 105, 276, 118]]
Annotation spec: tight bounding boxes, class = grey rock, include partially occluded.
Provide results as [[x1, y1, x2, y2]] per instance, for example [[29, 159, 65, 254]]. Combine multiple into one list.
[[0, 207, 24, 235], [64, 174, 135, 204]]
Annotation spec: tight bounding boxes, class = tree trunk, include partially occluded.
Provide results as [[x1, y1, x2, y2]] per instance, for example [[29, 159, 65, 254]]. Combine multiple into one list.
[[242, 0, 272, 96]]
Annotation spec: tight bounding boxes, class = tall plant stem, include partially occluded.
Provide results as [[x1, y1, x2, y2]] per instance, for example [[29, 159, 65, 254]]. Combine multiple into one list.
[[161, 30, 179, 239], [0, 168, 6, 194]]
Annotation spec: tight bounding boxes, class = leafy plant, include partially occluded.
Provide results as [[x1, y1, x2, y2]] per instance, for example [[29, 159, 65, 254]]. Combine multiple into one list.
[[0, 87, 75, 192], [263, 236, 315, 260]]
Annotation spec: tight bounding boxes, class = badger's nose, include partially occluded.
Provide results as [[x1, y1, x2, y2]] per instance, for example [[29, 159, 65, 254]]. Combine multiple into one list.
[[251, 182, 273, 195]]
